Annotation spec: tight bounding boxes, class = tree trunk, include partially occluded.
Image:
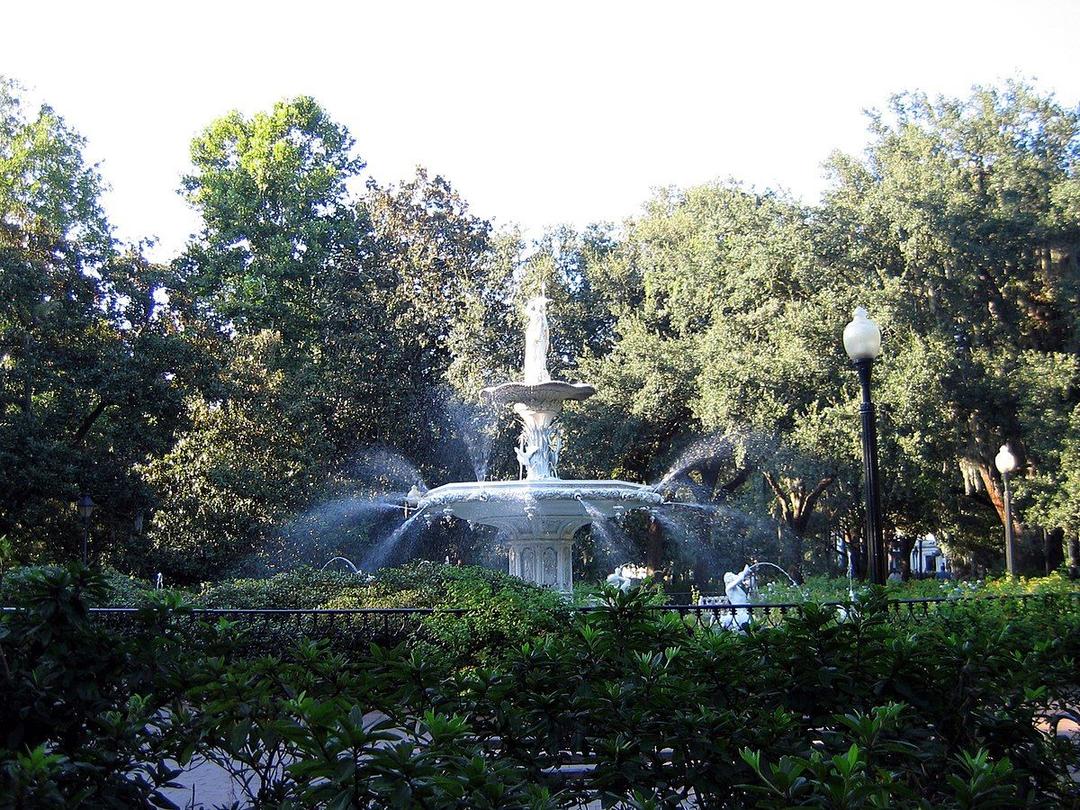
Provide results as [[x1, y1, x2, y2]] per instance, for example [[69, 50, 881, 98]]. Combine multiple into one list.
[[975, 462, 1024, 571], [21, 331, 33, 414], [1068, 533, 1080, 580], [1044, 528, 1065, 574], [896, 534, 917, 581], [73, 399, 109, 445], [691, 557, 711, 593], [844, 521, 866, 580], [784, 526, 804, 585], [976, 463, 1022, 538], [762, 473, 833, 583]]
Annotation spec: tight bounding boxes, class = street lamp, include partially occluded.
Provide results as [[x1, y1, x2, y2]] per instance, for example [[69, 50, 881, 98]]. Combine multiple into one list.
[[77, 493, 96, 565], [843, 306, 886, 586], [994, 444, 1018, 577]]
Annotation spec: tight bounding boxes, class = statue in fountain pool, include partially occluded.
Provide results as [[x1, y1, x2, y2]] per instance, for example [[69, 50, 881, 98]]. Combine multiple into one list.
[[696, 564, 753, 631]]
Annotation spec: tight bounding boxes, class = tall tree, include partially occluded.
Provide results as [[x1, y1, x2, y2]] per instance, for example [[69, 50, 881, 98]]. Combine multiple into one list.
[[0, 79, 199, 564], [179, 96, 366, 338], [822, 82, 1080, 572]]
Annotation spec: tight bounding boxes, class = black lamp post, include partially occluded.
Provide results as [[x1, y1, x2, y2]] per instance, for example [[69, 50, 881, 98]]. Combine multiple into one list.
[[843, 307, 886, 586], [995, 444, 1018, 577], [77, 493, 96, 565]]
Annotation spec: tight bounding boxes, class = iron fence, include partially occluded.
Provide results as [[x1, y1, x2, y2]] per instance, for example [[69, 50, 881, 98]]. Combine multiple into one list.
[[0, 605, 470, 652], [4, 592, 1076, 646], [586, 592, 1080, 629], [101, 605, 468, 651]]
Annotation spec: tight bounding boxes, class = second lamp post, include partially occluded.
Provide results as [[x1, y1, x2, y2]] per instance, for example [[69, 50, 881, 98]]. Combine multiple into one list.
[[77, 493, 96, 566], [843, 307, 887, 586], [995, 444, 1018, 577]]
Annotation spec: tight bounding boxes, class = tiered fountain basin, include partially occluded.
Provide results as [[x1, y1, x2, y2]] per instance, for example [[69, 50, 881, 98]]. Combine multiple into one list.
[[415, 480, 662, 591]]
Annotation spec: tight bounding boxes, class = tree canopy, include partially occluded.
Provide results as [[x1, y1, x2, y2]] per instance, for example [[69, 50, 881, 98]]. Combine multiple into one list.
[[1, 79, 1078, 584]]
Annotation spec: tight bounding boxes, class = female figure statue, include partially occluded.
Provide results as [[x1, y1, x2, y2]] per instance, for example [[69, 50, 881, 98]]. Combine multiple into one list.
[[522, 293, 551, 384]]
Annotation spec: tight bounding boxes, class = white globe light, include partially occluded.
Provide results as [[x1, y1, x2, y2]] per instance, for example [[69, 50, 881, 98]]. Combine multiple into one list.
[[995, 444, 1017, 475], [843, 307, 882, 361]]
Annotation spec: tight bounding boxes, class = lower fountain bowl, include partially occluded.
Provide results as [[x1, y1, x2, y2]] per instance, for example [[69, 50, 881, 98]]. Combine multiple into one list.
[[418, 479, 662, 526], [416, 479, 663, 592]]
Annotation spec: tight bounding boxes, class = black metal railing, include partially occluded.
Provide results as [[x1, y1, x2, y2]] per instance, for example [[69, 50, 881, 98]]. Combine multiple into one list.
[[0, 605, 469, 652], [612, 591, 1080, 629], [91, 605, 466, 641], [3, 592, 1075, 645]]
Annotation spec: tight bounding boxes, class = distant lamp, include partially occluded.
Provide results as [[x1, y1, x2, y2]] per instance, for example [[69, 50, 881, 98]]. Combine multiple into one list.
[[76, 494, 96, 565], [77, 493, 96, 520], [844, 306, 886, 585], [995, 444, 1019, 576], [994, 444, 1017, 476]]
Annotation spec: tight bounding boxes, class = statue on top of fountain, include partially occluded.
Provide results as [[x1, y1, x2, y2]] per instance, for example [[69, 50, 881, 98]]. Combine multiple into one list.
[[522, 291, 552, 385], [483, 291, 595, 481]]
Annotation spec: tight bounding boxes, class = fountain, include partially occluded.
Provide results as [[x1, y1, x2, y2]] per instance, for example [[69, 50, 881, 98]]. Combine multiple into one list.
[[409, 292, 662, 591]]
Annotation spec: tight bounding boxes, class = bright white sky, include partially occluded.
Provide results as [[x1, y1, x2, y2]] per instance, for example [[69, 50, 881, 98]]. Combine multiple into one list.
[[6, 0, 1080, 261]]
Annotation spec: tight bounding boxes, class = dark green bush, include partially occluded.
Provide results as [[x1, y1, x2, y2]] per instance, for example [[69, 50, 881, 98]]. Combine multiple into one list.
[[192, 565, 367, 608], [187, 562, 572, 664], [0, 565, 192, 807], [0, 565, 156, 607], [2, 569, 1078, 807]]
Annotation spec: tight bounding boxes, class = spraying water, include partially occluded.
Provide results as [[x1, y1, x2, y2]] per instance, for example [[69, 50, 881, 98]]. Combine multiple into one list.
[[273, 496, 404, 569], [363, 513, 423, 571], [345, 447, 428, 495], [746, 561, 798, 586], [446, 396, 497, 482], [320, 556, 363, 574], [578, 498, 636, 566]]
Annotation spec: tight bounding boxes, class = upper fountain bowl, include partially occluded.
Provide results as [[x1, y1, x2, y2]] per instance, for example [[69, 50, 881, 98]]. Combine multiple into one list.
[[482, 380, 596, 409]]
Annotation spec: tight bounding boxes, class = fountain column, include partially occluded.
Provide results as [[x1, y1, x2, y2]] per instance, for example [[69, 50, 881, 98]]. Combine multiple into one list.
[[507, 536, 574, 591]]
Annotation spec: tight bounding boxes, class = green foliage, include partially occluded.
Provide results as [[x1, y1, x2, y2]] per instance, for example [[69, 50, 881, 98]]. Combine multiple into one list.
[[189, 562, 572, 664], [138, 332, 326, 582], [3, 570, 1079, 806], [0, 77, 220, 570], [757, 572, 1080, 603], [0, 564, 187, 807], [193, 566, 360, 608], [0, 564, 155, 606], [180, 95, 365, 335]]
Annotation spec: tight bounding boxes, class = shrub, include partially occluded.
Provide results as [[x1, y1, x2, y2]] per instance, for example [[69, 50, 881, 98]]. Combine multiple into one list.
[[3, 569, 1078, 806], [192, 566, 367, 608], [0, 565, 157, 607], [0, 564, 190, 807]]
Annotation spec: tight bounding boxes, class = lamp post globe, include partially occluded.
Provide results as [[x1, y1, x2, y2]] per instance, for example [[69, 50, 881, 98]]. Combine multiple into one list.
[[995, 444, 1017, 476], [843, 306, 882, 362], [844, 307, 886, 585], [995, 444, 1019, 577]]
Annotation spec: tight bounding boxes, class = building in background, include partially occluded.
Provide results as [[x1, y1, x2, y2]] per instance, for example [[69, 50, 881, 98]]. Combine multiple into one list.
[[910, 534, 950, 577]]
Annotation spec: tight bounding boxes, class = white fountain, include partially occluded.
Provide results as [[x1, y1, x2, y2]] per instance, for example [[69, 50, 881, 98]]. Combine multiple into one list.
[[411, 293, 662, 591]]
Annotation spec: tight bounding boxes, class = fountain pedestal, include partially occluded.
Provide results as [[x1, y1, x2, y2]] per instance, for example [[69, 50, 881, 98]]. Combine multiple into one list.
[[415, 480, 661, 592], [507, 538, 574, 591]]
